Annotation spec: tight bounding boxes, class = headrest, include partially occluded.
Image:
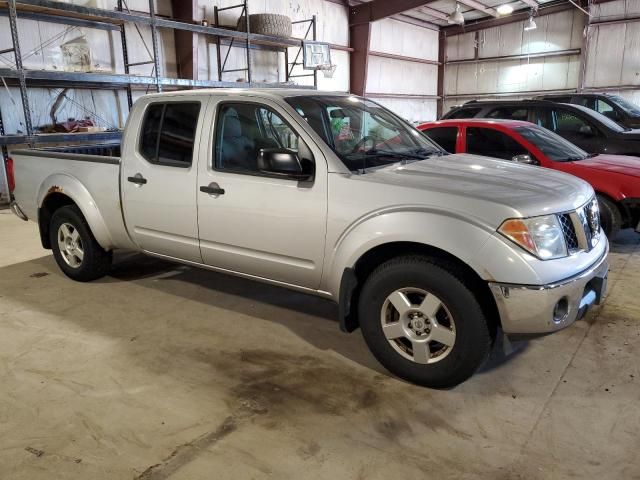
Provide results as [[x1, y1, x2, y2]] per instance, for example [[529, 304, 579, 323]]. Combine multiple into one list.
[[223, 113, 242, 138]]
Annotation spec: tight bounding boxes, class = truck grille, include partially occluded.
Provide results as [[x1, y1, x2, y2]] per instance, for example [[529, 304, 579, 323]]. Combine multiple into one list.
[[561, 198, 601, 254], [559, 213, 579, 251]]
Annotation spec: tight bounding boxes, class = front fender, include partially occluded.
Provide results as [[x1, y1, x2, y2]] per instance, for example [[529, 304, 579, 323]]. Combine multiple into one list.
[[37, 173, 115, 250], [322, 208, 498, 297]]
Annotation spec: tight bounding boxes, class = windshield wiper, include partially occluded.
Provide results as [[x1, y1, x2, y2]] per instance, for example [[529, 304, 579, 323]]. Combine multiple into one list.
[[363, 148, 434, 160]]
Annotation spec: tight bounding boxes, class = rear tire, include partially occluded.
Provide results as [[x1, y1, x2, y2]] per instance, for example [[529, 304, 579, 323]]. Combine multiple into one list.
[[50, 205, 112, 282], [358, 255, 492, 388], [596, 194, 621, 239]]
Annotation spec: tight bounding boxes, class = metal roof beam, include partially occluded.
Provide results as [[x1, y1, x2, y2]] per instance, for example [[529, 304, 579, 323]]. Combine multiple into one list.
[[349, 0, 439, 25], [457, 0, 498, 18]]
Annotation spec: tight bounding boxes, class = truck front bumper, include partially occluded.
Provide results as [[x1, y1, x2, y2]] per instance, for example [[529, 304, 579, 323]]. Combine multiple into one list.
[[488, 250, 609, 335]]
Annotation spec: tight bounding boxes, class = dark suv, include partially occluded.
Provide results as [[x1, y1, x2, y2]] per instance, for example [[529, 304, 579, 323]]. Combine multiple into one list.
[[536, 93, 640, 129], [442, 100, 640, 157]]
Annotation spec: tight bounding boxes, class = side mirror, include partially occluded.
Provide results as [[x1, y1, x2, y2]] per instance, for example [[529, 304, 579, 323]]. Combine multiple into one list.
[[512, 154, 537, 165], [603, 110, 621, 121], [579, 125, 595, 136], [257, 148, 313, 181]]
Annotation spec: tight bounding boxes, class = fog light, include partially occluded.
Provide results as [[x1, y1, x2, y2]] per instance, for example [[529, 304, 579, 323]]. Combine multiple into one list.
[[553, 297, 569, 323]]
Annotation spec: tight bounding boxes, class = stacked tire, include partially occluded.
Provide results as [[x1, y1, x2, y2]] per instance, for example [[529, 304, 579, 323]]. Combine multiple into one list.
[[237, 14, 292, 37]]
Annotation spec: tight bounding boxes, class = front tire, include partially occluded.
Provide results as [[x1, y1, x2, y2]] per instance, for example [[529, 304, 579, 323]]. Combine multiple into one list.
[[596, 194, 621, 239], [358, 255, 492, 388], [50, 205, 112, 281]]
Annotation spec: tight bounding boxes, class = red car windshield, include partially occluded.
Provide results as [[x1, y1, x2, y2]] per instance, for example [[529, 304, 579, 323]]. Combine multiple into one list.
[[514, 125, 591, 162]]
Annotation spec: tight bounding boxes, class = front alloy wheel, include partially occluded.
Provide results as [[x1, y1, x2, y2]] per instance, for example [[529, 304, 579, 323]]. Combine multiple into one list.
[[358, 255, 492, 388], [381, 288, 456, 364]]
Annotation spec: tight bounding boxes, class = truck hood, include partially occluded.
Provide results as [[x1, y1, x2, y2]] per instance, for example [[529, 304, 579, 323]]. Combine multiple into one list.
[[573, 154, 640, 178], [354, 153, 593, 225]]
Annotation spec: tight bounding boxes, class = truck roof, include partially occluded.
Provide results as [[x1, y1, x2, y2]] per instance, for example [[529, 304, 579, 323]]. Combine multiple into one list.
[[142, 88, 352, 100]]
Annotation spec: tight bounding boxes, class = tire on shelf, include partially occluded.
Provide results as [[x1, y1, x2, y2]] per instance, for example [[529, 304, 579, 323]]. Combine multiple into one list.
[[237, 14, 292, 38]]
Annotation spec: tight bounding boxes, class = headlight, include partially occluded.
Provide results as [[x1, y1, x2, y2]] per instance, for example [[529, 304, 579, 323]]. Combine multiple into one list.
[[498, 215, 567, 260]]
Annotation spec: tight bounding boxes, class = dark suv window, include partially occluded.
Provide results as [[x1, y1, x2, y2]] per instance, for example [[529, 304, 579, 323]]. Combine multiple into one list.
[[466, 127, 528, 160], [423, 127, 458, 153], [446, 107, 481, 119], [140, 102, 200, 167], [487, 107, 529, 122], [553, 110, 591, 135]]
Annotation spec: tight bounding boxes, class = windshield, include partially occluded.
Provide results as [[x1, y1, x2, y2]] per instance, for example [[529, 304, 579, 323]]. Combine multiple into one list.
[[285, 95, 443, 172], [515, 125, 591, 162], [570, 104, 627, 132], [608, 95, 640, 117]]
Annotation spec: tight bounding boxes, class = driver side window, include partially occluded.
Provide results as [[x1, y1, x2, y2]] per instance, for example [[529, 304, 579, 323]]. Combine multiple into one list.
[[466, 127, 529, 161], [215, 103, 301, 173]]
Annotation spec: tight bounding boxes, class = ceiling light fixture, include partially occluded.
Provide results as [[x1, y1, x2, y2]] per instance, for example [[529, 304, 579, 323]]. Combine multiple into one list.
[[496, 4, 514, 15], [524, 10, 537, 31], [448, 3, 465, 25]]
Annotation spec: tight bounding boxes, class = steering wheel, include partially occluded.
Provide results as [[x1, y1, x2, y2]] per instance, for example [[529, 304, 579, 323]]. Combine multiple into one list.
[[350, 135, 376, 154]]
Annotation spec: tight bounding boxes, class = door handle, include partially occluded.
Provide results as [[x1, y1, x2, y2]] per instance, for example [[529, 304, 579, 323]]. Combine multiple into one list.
[[127, 174, 147, 185], [200, 183, 225, 195]]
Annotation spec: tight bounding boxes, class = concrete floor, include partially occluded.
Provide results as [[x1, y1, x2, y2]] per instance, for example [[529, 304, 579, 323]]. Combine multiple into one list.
[[1, 208, 639, 480]]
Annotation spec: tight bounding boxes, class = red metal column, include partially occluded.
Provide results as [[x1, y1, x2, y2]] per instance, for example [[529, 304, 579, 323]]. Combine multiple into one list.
[[171, 0, 198, 80], [349, 6, 371, 96]]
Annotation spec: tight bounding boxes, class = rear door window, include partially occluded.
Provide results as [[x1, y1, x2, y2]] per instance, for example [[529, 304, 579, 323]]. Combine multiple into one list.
[[422, 127, 458, 153], [466, 127, 528, 160], [553, 109, 591, 135], [446, 107, 481, 119], [139, 102, 201, 167], [487, 107, 529, 122]]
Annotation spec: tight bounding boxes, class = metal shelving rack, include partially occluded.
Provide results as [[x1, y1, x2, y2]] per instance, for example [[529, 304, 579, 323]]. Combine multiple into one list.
[[0, 0, 319, 148]]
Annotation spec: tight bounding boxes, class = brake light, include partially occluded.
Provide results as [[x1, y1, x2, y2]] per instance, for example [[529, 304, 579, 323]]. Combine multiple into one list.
[[6, 157, 15, 193]]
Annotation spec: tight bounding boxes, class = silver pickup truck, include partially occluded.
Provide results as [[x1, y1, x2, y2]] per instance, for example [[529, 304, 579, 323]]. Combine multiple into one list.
[[9, 89, 609, 388]]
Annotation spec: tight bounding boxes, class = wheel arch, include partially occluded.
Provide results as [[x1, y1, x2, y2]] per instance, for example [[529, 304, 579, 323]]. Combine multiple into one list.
[[339, 241, 499, 336], [37, 174, 114, 250], [595, 190, 628, 227]]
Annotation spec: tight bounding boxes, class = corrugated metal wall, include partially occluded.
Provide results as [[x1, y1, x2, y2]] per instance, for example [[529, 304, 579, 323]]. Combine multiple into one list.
[[584, 0, 640, 105], [366, 18, 439, 122], [443, 9, 584, 113]]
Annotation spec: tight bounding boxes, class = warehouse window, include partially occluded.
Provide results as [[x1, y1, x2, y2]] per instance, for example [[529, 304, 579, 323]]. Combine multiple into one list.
[[466, 127, 528, 160], [423, 127, 458, 153], [139, 102, 201, 167]]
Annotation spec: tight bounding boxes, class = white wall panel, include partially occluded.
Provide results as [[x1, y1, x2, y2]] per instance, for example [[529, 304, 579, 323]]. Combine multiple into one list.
[[370, 18, 438, 61], [373, 97, 437, 124], [366, 56, 437, 95], [444, 31, 475, 62], [586, 21, 640, 88]]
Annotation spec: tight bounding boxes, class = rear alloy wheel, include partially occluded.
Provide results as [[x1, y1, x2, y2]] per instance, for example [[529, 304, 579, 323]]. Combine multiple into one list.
[[50, 205, 112, 282], [359, 255, 492, 388], [57, 222, 85, 268]]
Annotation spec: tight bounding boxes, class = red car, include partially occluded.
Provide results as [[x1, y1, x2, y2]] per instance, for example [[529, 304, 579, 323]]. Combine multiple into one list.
[[418, 119, 640, 238]]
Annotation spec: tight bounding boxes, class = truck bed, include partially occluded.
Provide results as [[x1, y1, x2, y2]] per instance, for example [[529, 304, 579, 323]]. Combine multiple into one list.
[[11, 143, 134, 250]]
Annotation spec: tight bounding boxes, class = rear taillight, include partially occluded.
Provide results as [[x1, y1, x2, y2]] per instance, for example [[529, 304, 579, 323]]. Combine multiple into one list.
[[6, 157, 15, 193]]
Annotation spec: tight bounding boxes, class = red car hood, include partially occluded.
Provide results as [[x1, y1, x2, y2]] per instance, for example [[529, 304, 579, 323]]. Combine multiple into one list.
[[575, 154, 640, 178]]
